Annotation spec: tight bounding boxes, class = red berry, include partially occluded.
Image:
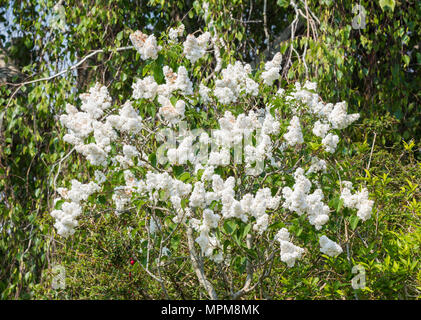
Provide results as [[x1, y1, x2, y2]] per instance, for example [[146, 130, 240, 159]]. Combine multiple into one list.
[[130, 259, 134, 265]]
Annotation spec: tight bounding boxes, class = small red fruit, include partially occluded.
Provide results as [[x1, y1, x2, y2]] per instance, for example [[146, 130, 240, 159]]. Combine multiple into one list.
[[130, 259, 134, 265]]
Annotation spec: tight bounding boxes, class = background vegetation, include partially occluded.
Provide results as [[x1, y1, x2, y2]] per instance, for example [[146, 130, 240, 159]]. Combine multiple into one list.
[[0, 0, 419, 299]]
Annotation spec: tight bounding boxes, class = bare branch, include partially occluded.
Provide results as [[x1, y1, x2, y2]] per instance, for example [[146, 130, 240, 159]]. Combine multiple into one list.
[[185, 224, 218, 300], [5, 46, 134, 109], [263, 0, 270, 52]]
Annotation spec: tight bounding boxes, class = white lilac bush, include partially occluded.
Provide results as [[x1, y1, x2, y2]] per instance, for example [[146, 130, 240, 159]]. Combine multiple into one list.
[[49, 24, 374, 299]]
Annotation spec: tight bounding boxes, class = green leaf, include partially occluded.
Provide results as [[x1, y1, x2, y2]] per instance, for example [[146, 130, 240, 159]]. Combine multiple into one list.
[[276, 0, 289, 8], [97, 195, 107, 205], [172, 165, 184, 177], [178, 172, 190, 182], [148, 153, 157, 167], [116, 30, 124, 41], [308, 142, 320, 151], [402, 55, 410, 67], [336, 198, 344, 212], [350, 215, 360, 231], [242, 223, 252, 239], [152, 55, 165, 83], [223, 220, 237, 235], [379, 0, 395, 12], [54, 199, 65, 210]]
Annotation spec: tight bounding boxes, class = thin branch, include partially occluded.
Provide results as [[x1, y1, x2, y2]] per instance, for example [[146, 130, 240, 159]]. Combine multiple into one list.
[[366, 132, 377, 174], [263, 0, 270, 52], [5, 46, 134, 109], [185, 224, 218, 300]]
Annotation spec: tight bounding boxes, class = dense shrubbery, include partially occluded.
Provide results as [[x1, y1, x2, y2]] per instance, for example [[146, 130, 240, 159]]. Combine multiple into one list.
[[0, 0, 419, 300]]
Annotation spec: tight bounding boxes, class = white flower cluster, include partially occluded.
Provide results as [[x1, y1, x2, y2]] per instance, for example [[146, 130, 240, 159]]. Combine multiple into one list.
[[60, 107, 93, 144], [143, 171, 194, 224], [51, 179, 100, 237], [239, 188, 281, 234], [158, 96, 186, 124], [284, 82, 360, 154], [328, 102, 360, 130], [166, 109, 280, 177], [106, 101, 143, 134], [131, 65, 194, 124], [245, 110, 280, 175], [167, 134, 197, 165], [78, 82, 112, 118], [61, 84, 115, 166], [275, 228, 305, 267], [130, 30, 162, 60], [145, 171, 192, 203], [169, 24, 185, 41], [191, 174, 280, 233], [199, 83, 212, 104], [50, 202, 81, 238], [94, 170, 107, 185], [183, 32, 211, 63], [191, 208, 223, 263], [307, 157, 327, 174], [57, 180, 100, 203], [114, 144, 140, 169], [132, 76, 158, 100], [312, 120, 330, 138], [282, 168, 330, 230], [319, 235, 343, 257], [61, 84, 144, 168], [133, 64, 194, 100], [340, 181, 374, 221], [161, 65, 193, 96], [61, 83, 111, 135], [130, 65, 193, 124], [283, 116, 303, 146], [112, 170, 142, 212], [261, 53, 282, 86], [213, 111, 263, 167], [214, 61, 258, 105], [187, 172, 280, 261], [322, 133, 340, 154]]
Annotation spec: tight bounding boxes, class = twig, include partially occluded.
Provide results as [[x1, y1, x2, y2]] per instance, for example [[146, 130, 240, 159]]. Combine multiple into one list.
[[185, 224, 218, 299], [263, 0, 270, 51], [366, 132, 377, 174], [51, 147, 76, 193], [5, 46, 134, 109]]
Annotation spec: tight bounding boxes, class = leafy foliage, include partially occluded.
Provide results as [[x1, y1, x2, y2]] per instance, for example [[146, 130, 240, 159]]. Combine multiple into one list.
[[0, 0, 419, 300]]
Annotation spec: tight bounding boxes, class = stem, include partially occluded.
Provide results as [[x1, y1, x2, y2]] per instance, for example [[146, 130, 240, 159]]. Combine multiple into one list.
[[185, 224, 218, 300]]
